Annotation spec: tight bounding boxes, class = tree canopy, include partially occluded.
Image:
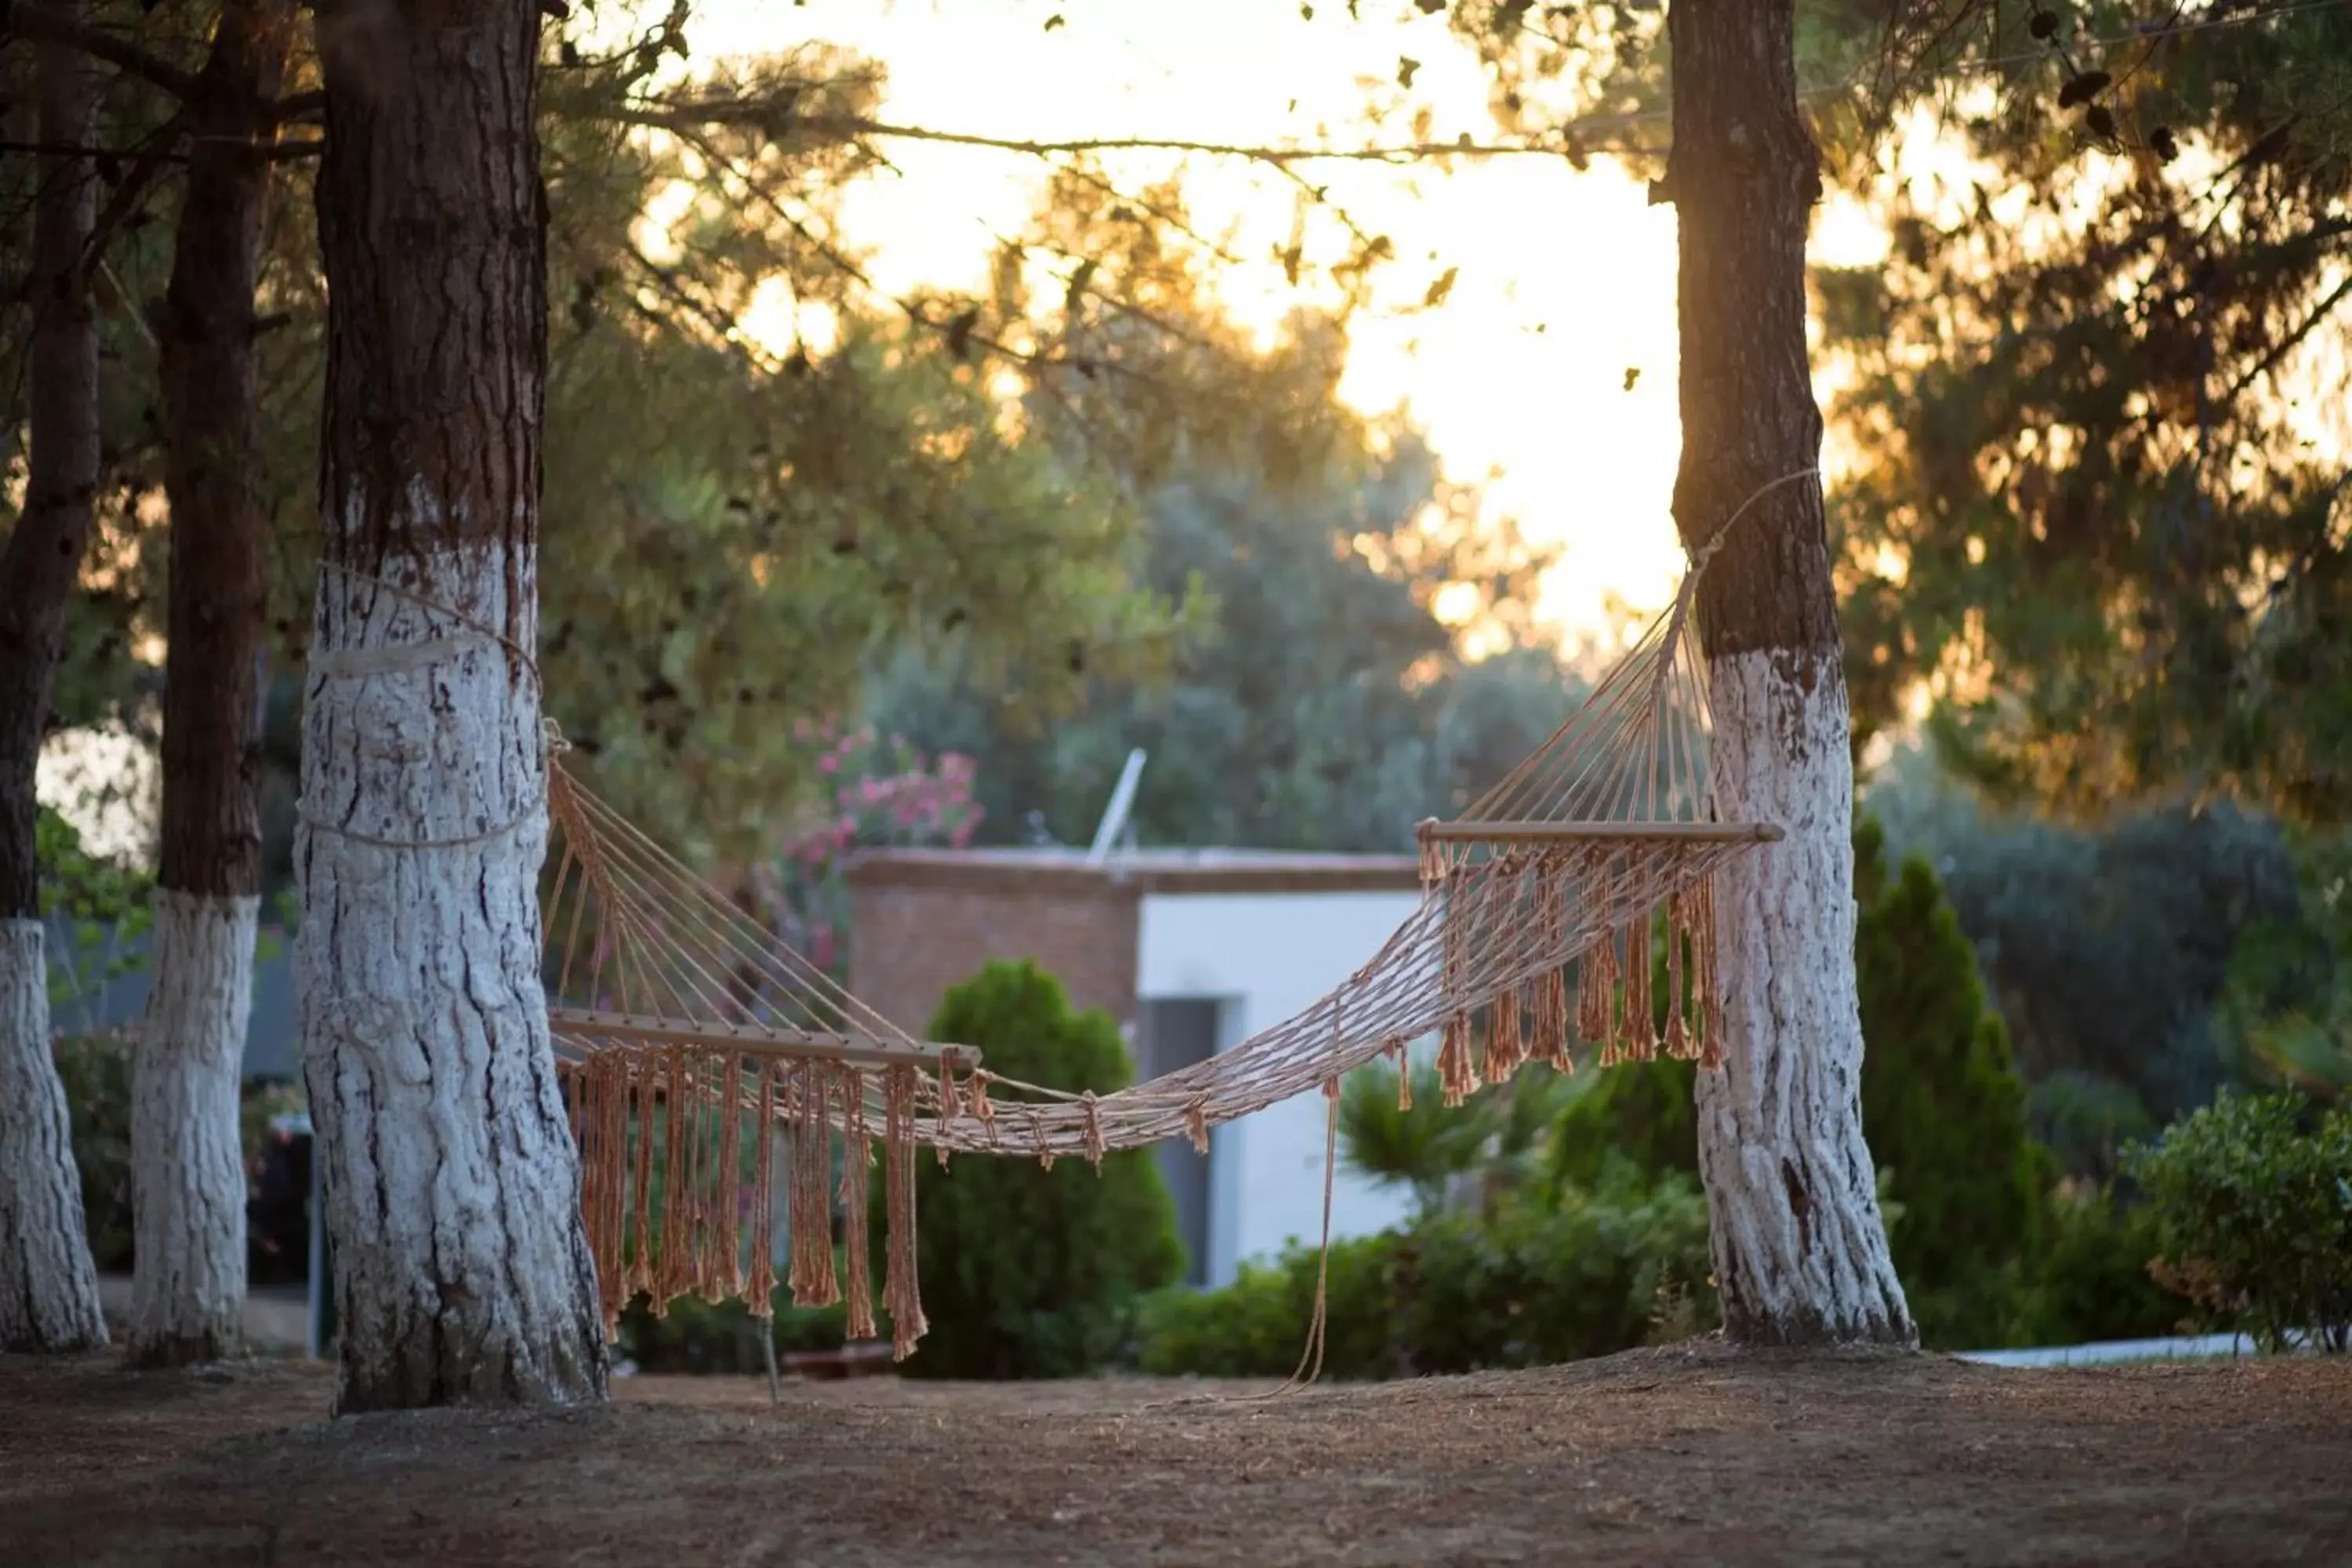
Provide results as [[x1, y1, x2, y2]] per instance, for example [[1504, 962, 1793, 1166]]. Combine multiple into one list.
[[1816, 3, 2352, 822], [4, 8, 1430, 871], [866, 428, 1570, 853]]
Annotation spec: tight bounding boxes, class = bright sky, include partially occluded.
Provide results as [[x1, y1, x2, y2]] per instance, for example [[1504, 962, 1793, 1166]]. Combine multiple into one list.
[[659, 0, 1779, 639]]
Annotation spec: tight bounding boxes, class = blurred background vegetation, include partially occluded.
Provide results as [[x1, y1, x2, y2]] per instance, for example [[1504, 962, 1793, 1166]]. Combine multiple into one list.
[[9, 0, 2349, 1370]]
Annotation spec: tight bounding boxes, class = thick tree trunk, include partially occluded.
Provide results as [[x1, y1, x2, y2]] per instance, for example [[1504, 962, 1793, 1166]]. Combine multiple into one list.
[[0, 3, 109, 1356], [129, 0, 295, 1370], [129, 894, 257, 1363], [1664, 0, 1913, 1346], [298, 0, 605, 1411]]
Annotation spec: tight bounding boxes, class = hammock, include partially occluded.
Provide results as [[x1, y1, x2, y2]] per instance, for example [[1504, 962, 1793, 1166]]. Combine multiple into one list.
[[543, 552, 1782, 1360]]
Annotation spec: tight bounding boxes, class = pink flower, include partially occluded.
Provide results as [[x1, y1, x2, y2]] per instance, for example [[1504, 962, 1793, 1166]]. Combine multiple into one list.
[[950, 821, 975, 849], [817, 754, 838, 774]]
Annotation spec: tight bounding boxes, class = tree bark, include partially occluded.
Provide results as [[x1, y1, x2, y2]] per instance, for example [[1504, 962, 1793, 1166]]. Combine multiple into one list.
[[298, 0, 605, 1411], [0, 2, 110, 1356], [1664, 0, 1914, 1347], [129, 0, 296, 1370]]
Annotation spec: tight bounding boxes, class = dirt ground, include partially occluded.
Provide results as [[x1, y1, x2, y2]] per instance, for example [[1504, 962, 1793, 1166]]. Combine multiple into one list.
[[2, 1345, 2347, 1567]]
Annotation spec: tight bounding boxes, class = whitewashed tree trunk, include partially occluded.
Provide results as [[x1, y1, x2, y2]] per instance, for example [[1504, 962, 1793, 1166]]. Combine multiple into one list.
[[299, 0, 604, 1412], [297, 554, 604, 1410], [0, 921, 109, 1352], [0, 6, 108, 1356], [130, 0, 292, 1371], [1695, 655, 1912, 1344], [1663, 0, 1913, 1345], [127, 894, 256, 1365]]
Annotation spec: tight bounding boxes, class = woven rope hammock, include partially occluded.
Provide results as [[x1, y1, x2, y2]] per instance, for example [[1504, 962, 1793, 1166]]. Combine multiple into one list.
[[543, 535, 1786, 1361]]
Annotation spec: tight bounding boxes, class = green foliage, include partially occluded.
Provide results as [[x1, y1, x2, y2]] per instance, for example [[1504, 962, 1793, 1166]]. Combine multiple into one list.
[[1867, 746, 2302, 1123], [1541, 815, 2069, 1347], [35, 806, 154, 1025], [1336, 1058, 1486, 1212], [2217, 828, 2352, 1106], [1544, 1058, 1696, 1197], [615, 1284, 854, 1376], [50, 1025, 307, 1274], [2125, 1091, 2352, 1353], [869, 437, 1571, 855], [24, 22, 1407, 883], [1338, 1056, 1580, 1214], [51, 1030, 136, 1272], [1811, 5, 2352, 822], [2008, 1182, 2180, 1348], [898, 960, 1183, 1379], [1851, 816, 2053, 1343], [1134, 1169, 1714, 1380], [2026, 1070, 2158, 1186]]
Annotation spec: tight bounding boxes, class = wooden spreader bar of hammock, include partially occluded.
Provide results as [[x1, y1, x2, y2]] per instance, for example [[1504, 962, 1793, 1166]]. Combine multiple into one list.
[[549, 1007, 982, 1072], [1417, 819, 1785, 844]]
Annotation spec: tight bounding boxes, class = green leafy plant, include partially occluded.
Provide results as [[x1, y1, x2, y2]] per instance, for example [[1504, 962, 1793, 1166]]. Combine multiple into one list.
[[2009, 1181, 2179, 1348], [2125, 1091, 2352, 1353], [1338, 1056, 1580, 1215], [898, 959, 1184, 1379], [36, 806, 154, 1031], [50, 1026, 310, 1276], [1850, 816, 2056, 1345], [1133, 1167, 1715, 1381]]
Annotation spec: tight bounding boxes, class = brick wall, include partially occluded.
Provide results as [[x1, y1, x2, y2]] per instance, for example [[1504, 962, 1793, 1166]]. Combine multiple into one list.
[[847, 872, 1142, 1041]]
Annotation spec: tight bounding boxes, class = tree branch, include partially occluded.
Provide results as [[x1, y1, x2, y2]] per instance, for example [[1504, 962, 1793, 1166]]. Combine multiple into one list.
[[2218, 270, 2352, 411], [268, 89, 323, 126], [625, 101, 1643, 169], [5, 5, 201, 100], [77, 112, 190, 287]]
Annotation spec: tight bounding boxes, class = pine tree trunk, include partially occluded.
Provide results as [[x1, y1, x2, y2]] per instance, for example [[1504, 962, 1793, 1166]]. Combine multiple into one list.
[[1664, 0, 1914, 1347], [297, 0, 605, 1411], [0, 2, 109, 1356], [129, 0, 295, 1370], [129, 894, 257, 1364]]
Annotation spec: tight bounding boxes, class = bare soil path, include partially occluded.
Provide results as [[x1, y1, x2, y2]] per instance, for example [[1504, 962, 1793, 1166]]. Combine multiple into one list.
[[2, 1344, 2347, 1566]]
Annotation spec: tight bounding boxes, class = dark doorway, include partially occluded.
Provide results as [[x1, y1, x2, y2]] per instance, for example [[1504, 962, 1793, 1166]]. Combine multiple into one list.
[[1138, 998, 1220, 1287]]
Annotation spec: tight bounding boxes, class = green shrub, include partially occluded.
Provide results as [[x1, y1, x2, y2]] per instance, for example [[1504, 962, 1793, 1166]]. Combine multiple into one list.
[[53, 1029, 136, 1272], [2027, 1070, 2158, 1184], [615, 1283, 852, 1374], [1541, 818, 2058, 1348], [898, 959, 1183, 1379], [1852, 817, 2056, 1345], [1134, 1167, 1715, 1380], [1340, 1056, 1581, 1215], [50, 1026, 304, 1275], [2125, 1091, 2352, 1352], [2009, 1181, 2179, 1347], [1133, 1233, 1399, 1380], [1542, 1058, 1696, 1197], [1336, 1057, 1490, 1212]]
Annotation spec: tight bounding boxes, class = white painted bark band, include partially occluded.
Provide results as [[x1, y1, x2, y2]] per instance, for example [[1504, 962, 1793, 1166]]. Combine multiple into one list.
[[129, 890, 257, 1364], [296, 545, 604, 1408], [1694, 649, 1913, 1345], [0, 916, 110, 1352]]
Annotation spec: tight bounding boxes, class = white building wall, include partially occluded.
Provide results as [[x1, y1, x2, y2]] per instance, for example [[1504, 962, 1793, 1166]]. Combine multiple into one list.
[[1136, 889, 1428, 1287]]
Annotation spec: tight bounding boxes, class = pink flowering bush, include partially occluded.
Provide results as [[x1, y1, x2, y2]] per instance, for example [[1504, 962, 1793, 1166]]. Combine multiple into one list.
[[754, 719, 984, 982]]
